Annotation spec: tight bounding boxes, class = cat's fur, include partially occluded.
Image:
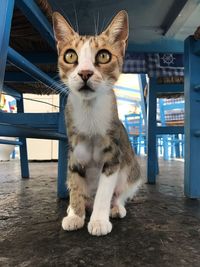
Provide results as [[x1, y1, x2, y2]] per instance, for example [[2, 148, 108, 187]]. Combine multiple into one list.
[[53, 10, 141, 236]]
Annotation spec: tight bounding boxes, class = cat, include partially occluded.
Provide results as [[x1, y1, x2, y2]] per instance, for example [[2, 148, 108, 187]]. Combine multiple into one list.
[[52, 10, 141, 236]]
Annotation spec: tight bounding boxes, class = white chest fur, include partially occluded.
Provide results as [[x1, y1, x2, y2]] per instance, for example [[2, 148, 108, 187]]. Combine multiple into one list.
[[69, 93, 112, 136]]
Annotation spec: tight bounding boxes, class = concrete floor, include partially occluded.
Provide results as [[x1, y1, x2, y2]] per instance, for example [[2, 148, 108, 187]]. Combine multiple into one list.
[[0, 157, 200, 267]]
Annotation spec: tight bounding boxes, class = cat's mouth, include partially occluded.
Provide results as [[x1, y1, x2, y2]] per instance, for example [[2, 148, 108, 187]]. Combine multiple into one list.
[[78, 85, 95, 93]]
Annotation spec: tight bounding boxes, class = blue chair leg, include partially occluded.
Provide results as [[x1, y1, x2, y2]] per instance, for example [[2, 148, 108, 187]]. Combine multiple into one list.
[[158, 137, 162, 155], [174, 134, 181, 158], [181, 135, 185, 158], [135, 136, 139, 155], [0, 0, 15, 91], [138, 136, 142, 156], [16, 96, 29, 178], [170, 135, 175, 158], [184, 36, 200, 198], [144, 136, 147, 154], [147, 79, 157, 183], [155, 147, 159, 175], [57, 95, 68, 198], [163, 135, 169, 160]]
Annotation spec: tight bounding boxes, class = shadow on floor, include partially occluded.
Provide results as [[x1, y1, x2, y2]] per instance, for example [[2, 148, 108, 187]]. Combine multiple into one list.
[[0, 157, 200, 267]]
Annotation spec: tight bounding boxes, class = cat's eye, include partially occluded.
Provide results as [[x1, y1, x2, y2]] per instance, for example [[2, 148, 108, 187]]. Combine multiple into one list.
[[64, 49, 78, 64], [96, 50, 111, 64]]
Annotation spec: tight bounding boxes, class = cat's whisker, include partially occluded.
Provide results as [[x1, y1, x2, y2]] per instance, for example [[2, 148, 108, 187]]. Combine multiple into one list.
[[96, 11, 100, 35], [100, 17, 106, 33], [48, 80, 69, 97], [73, 3, 79, 34], [52, 1, 74, 32], [93, 13, 97, 36]]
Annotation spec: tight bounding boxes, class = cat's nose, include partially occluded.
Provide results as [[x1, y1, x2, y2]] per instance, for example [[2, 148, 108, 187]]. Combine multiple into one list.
[[78, 70, 94, 82]]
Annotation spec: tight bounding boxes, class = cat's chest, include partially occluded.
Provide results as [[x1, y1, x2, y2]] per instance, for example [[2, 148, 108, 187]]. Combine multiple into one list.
[[69, 95, 112, 136]]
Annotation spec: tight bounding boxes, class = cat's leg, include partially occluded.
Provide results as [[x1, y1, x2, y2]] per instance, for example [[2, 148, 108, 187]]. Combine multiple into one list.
[[110, 166, 141, 219], [88, 168, 119, 236], [110, 167, 128, 219], [62, 167, 87, 231], [110, 197, 127, 219], [62, 140, 91, 231], [110, 181, 141, 219]]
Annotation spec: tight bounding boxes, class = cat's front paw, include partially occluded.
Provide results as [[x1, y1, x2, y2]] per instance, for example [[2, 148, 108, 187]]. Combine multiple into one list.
[[110, 205, 126, 218], [62, 215, 84, 231], [88, 219, 112, 236]]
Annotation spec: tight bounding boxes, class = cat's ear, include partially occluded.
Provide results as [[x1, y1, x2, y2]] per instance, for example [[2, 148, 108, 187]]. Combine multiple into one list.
[[52, 12, 78, 50], [102, 10, 129, 45]]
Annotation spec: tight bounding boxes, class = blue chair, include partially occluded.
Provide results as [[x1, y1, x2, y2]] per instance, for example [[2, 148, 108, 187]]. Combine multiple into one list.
[[146, 78, 184, 184], [124, 113, 146, 155], [0, 0, 68, 198], [159, 98, 184, 159]]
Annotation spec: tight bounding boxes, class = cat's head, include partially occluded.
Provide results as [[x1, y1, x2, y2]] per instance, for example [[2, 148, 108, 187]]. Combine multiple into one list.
[[53, 11, 128, 99]]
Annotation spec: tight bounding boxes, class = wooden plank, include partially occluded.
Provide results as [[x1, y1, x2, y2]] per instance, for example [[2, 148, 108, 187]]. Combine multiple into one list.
[[147, 78, 157, 184], [0, 139, 22, 146], [16, 95, 29, 178], [184, 36, 200, 198], [155, 83, 184, 93], [156, 126, 184, 135], [0, 0, 14, 91], [57, 95, 68, 198], [193, 39, 200, 56], [127, 39, 184, 53], [0, 112, 60, 127], [0, 123, 67, 140]]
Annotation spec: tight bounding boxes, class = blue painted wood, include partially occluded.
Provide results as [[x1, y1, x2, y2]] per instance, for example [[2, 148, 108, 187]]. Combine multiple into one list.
[[147, 78, 157, 183], [16, 0, 55, 50], [124, 113, 145, 156], [158, 98, 173, 156], [0, 112, 60, 127], [159, 99, 184, 159], [158, 99, 169, 160], [194, 85, 200, 92], [193, 130, 200, 137], [4, 71, 58, 83], [0, 0, 15, 91], [184, 36, 200, 198], [0, 123, 66, 140], [0, 0, 69, 199], [57, 95, 68, 198], [161, 102, 184, 111], [0, 139, 22, 146], [127, 39, 184, 53], [139, 74, 147, 154], [193, 39, 200, 56], [174, 134, 181, 158], [163, 136, 169, 160], [7, 47, 66, 95], [156, 126, 184, 134], [138, 74, 147, 128], [16, 95, 29, 178], [154, 83, 183, 93]]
